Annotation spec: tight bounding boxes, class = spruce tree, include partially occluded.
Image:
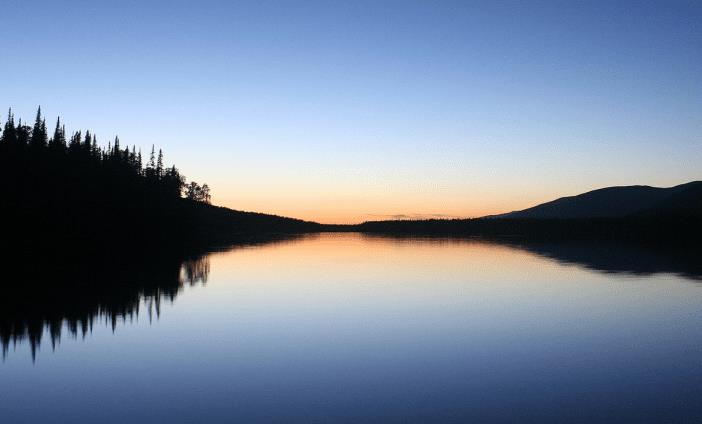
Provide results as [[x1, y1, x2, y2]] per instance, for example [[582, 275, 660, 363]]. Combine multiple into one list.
[[156, 149, 164, 179], [146, 145, 156, 179], [40, 118, 47, 144], [49, 117, 66, 151], [16, 119, 31, 146], [68, 130, 82, 154], [29, 107, 47, 149], [84, 130, 92, 156], [113, 136, 120, 159], [1, 108, 17, 146]]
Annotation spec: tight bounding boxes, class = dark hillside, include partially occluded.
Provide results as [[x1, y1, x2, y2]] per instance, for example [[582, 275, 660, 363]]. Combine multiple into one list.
[[491, 182, 702, 219], [640, 181, 702, 217]]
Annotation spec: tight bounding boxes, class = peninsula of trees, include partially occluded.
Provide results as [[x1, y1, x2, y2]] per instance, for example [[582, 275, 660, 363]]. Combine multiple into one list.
[[0, 107, 320, 255]]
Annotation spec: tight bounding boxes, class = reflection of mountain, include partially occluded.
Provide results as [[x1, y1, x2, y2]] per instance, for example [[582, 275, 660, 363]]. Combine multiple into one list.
[[505, 240, 702, 280], [360, 234, 702, 280], [0, 253, 209, 361]]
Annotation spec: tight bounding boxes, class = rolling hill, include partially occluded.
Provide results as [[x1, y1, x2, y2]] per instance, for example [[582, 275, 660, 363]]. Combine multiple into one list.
[[490, 181, 702, 219]]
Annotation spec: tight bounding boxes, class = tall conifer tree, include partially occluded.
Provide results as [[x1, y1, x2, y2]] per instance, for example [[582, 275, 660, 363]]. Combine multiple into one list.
[[1, 108, 17, 145], [29, 107, 47, 149]]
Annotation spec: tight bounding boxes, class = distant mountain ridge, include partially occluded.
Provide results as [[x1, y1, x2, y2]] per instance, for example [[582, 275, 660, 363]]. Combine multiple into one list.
[[489, 181, 702, 219]]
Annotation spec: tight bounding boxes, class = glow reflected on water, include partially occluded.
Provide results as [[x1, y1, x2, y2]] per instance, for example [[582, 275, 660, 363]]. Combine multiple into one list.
[[2, 234, 701, 423]]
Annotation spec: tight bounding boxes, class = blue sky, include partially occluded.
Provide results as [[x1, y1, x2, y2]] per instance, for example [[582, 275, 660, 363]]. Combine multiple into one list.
[[2, 0, 701, 222]]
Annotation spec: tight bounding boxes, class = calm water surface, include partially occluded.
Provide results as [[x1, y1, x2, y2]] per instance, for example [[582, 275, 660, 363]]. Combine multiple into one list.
[[2, 233, 701, 423]]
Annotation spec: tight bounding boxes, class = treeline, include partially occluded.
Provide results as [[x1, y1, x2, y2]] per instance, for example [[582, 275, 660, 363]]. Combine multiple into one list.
[[351, 216, 702, 244], [0, 106, 217, 252], [0, 107, 320, 254], [0, 107, 210, 203]]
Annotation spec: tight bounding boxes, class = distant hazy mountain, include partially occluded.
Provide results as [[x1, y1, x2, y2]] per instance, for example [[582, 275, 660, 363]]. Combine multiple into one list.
[[489, 181, 702, 219]]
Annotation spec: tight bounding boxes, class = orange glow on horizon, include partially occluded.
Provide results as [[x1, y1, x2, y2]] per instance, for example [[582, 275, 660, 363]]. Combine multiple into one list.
[[213, 194, 548, 224], [207, 175, 702, 224], [213, 202, 513, 224], [205, 167, 701, 224]]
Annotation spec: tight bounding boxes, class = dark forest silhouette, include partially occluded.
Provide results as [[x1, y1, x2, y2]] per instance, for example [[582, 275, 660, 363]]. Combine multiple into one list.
[[1, 107, 212, 200], [343, 215, 702, 242], [0, 107, 320, 254]]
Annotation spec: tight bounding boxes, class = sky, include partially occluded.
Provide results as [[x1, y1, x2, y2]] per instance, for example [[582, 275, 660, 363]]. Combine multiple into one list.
[[2, 0, 701, 223]]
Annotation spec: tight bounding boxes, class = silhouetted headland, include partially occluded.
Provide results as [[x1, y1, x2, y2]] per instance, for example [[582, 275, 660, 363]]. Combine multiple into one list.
[[0, 107, 320, 257]]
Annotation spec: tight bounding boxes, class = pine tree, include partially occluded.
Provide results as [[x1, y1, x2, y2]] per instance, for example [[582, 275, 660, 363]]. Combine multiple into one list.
[[113, 136, 120, 159], [129, 146, 137, 171], [84, 130, 92, 156], [1, 108, 17, 146], [40, 118, 47, 144], [16, 119, 31, 146], [29, 107, 47, 149], [68, 130, 82, 154], [49, 117, 66, 151], [156, 149, 164, 179], [145, 145, 156, 179]]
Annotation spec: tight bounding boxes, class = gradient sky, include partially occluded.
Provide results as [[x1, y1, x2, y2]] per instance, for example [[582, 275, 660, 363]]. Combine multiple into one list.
[[2, 0, 700, 223]]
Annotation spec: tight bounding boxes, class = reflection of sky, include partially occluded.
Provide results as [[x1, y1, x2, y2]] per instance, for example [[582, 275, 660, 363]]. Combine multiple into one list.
[[3, 1, 701, 222], [2, 234, 702, 422]]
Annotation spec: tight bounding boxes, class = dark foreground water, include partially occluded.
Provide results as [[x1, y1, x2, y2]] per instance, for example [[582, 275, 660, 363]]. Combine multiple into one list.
[[1, 233, 701, 423]]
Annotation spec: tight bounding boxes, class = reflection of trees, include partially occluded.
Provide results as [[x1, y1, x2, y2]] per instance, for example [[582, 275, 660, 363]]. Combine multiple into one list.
[[181, 256, 210, 285], [1, 234, 305, 361], [0, 254, 209, 361]]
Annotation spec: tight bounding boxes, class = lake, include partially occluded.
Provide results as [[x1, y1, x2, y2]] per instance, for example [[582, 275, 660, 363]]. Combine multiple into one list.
[[2, 233, 701, 423]]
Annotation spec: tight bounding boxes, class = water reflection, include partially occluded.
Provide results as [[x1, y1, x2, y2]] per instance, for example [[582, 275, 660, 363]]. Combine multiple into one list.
[[3, 234, 701, 360], [507, 240, 702, 280], [1, 233, 701, 423], [0, 254, 209, 360], [0, 234, 307, 360], [361, 234, 702, 280]]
